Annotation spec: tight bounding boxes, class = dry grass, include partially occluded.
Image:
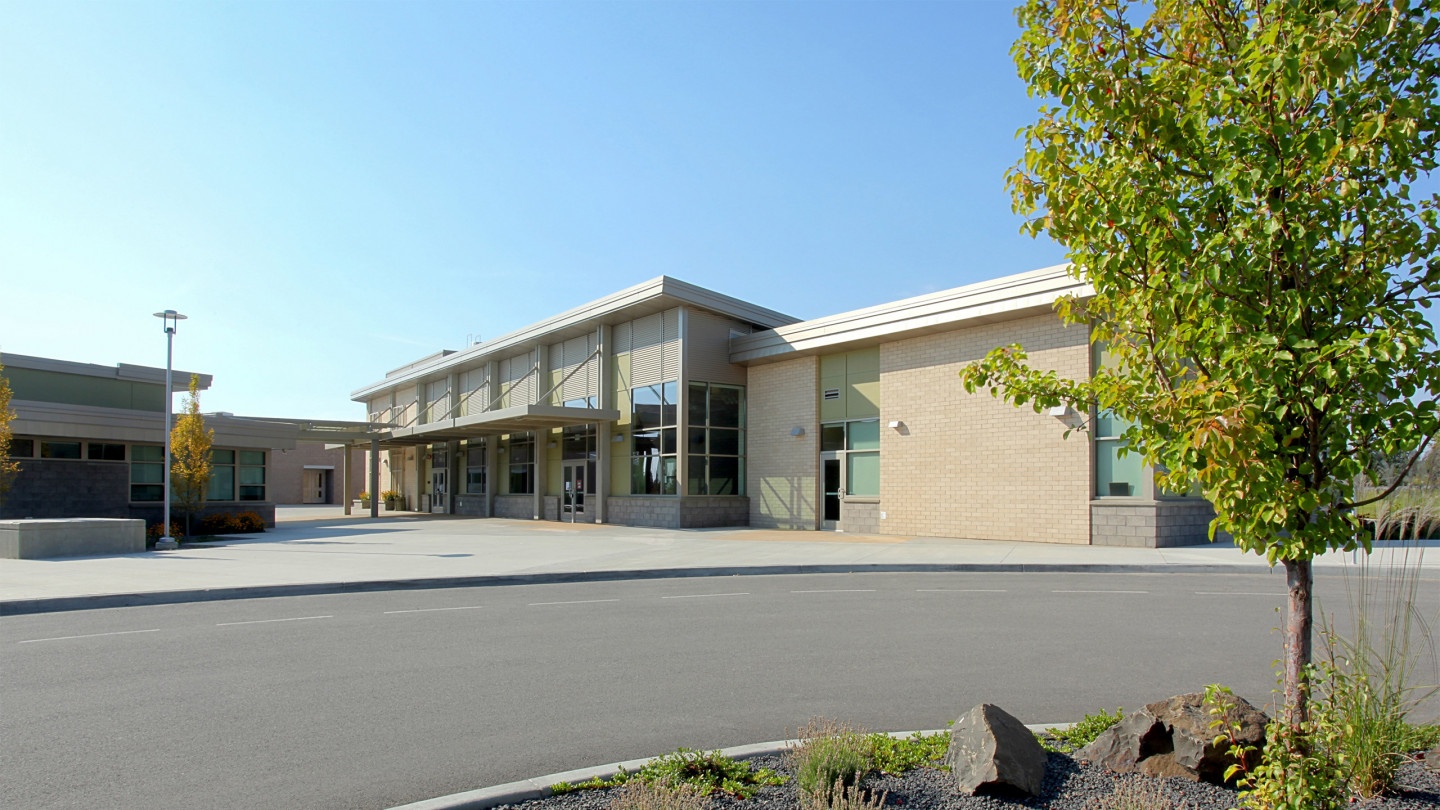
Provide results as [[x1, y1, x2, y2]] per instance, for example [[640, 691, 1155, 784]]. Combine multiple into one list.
[[788, 718, 873, 802], [1081, 777, 1190, 810], [606, 781, 709, 810]]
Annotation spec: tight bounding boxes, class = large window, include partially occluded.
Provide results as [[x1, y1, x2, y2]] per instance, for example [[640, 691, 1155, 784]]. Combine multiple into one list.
[[131, 445, 164, 501], [506, 433, 535, 494], [1094, 410, 1143, 497], [204, 449, 266, 501], [821, 419, 880, 497], [631, 382, 678, 495], [209, 449, 236, 500], [40, 440, 82, 459], [7, 438, 34, 458], [465, 441, 487, 494], [687, 383, 745, 495], [87, 443, 125, 461]]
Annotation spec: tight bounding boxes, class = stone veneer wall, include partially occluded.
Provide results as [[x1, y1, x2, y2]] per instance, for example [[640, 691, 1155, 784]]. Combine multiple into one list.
[[878, 313, 1092, 544], [747, 356, 819, 529], [492, 495, 534, 520], [839, 500, 880, 534], [453, 494, 489, 517], [1091, 500, 1216, 547], [3, 458, 130, 520], [605, 496, 749, 528]]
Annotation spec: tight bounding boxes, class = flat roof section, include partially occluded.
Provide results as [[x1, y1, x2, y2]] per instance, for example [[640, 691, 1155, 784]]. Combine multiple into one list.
[[728, 264, 1092, 365], [352, 276, 799, 402], [0, 352, 213, 390]]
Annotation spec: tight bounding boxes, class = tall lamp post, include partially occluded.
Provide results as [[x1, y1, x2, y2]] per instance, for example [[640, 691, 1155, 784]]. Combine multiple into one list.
[[153, 310, 187, 551]]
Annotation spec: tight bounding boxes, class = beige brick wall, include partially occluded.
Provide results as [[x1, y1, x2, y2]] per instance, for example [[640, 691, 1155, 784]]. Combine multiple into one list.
[[748, 356, 819, 529], [878, 313, 1091, 544]]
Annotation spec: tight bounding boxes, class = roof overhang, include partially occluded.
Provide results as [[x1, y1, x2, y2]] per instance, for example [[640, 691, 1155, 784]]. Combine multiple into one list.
[[377, 403, 623, 447], [351, 276, 799, 402], [728, 264, 1093, 366]]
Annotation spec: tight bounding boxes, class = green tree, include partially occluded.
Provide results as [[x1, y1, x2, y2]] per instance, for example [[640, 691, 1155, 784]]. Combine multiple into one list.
[[962, 0, 1440, 731], [171, 374, 214, 537], [0, 363, 19, 517]]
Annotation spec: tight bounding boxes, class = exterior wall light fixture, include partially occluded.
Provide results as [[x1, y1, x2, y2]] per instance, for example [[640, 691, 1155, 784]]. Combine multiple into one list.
[[887, 421, 903, 430], [612, 433, 625, 442], [790, 427, 805, 437]]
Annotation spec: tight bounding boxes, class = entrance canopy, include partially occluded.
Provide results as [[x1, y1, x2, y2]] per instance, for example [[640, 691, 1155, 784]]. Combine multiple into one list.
[[378, 403, 621, 447]]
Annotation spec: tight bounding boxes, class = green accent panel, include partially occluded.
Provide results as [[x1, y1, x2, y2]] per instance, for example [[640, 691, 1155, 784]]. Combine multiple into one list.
[[612, 352, 631, 424], [546, 433, 562, 495], [847, 380, 880, 419], [845, 346, 879, 373], [5, 367, 165, 411], [549, 370, 563, 405], [611, 451, 629, 496], [819, 354, 847, 377], [819, 379, 846, 422]]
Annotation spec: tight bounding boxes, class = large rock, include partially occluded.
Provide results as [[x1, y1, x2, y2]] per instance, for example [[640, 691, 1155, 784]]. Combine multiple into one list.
[[1077, 692, 1267, 785], [946, 703, 1048, 796], [1424, 744, 1440, 773]]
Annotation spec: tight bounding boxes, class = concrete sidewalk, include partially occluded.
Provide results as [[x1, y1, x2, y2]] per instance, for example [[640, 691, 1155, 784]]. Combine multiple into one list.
[[3, 508, 1436, 614]]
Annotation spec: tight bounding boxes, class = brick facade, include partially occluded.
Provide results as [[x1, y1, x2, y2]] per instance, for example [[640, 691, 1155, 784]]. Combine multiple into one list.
[[747, 356, 819, 530], [877, 313, 1092, 543]]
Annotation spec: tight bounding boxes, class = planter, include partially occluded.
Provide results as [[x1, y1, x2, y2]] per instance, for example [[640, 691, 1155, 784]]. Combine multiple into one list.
[[360, 499, 371, 509], [385, 500, 396, 511]]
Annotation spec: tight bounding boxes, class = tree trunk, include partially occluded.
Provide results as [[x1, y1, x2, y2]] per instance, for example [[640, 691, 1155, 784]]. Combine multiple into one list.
[[1282, 557, 1313, 728]]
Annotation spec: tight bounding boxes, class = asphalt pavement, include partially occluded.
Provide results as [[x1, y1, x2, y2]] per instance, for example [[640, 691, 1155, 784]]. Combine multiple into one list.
[[3, 504, 1437, 614]]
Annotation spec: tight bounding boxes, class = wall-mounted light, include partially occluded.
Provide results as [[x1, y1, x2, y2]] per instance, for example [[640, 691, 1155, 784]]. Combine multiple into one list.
[[547, 441, 558, 449], [1046, 405, 1075, 419], [887, 421, 903, 430], [612, 433, 626, 442], [790, 427, 805, 437]]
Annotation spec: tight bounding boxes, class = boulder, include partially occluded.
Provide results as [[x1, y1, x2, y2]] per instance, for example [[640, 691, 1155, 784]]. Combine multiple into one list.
[[946, 703, 1048, 796], [1076, 692, 1267, 786], [1425, 744, 1440, 773]]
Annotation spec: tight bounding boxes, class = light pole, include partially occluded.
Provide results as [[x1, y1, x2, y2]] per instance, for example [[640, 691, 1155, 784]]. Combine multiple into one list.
[[152, 310, 187, 550]]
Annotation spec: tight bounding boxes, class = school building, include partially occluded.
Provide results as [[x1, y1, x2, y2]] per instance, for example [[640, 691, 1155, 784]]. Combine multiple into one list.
[[353, 265, 1215, 547]]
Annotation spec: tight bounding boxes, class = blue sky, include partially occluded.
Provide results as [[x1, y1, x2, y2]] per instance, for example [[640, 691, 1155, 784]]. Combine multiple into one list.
[[6, 1, 1066, 419]]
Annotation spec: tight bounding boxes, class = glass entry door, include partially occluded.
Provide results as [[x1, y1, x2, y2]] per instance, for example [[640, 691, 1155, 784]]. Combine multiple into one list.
[[821, 452, 841, 530], [561, 461, 593, 520], [430, 469, 447, 513]]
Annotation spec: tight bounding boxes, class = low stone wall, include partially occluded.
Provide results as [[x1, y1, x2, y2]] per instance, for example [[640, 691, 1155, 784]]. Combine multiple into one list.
[[453, 494, 489, 517], [492, 495, 534, 520], [0, 518, 146, 559], [839, 499, 880, 534], [1090, 499, 1215, 547], [606, 496, 749, 528]]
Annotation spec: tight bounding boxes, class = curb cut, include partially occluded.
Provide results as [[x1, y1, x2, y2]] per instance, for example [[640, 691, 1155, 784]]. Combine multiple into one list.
[[385, 726, 1072, 810], [0, 563, 1282, 615]]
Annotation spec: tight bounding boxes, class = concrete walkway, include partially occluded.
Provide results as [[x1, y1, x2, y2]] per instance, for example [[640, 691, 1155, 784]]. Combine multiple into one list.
[[3, 507, 1436, 614]]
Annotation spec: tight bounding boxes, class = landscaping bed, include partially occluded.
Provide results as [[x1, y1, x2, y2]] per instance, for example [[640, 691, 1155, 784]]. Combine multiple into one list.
[[497, 751, 1440, 810]]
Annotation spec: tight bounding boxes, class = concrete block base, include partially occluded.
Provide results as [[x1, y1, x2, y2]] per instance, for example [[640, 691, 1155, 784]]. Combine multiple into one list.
[[0, 518, 146, 559]]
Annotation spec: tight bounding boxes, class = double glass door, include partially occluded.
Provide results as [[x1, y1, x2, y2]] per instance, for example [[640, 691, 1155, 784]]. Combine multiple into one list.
[[562, 461, 595, 519]]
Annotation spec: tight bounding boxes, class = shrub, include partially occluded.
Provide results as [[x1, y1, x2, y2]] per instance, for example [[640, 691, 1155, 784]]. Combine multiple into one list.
[[635, 749, 783, 798], [606, 781, 707, 810], [554, 749, 782, 798], [145, 521, 184, 545], [789, 718, 872, 802], [866, 731, 948, 773], [800, 777, 886, 810], [1039, 707, 1124, 753], [194, 511, 266, 535]]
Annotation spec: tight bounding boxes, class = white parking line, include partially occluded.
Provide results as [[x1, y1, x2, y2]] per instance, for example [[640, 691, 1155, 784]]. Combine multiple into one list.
[[19, 629, 161, 644], [216, 615, 333, 626], [527, 599, 620, 606], [1048, 585, 1146, 593], [915, 589, 1008, 593], [661, 593, 750, 600], [791, 589, 877, 594], [384, 606, 485, 614], [1195, 592, 1281, 597]]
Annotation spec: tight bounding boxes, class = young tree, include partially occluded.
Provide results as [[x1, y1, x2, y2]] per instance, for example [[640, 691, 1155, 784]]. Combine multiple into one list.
[[963, 0, 1440, 731], [0, 363, 19, 517], [170, 374, 214, 537]]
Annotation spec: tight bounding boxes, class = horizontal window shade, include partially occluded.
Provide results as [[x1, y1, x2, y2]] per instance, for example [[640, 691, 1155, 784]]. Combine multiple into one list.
[[460, 369, 490, 415], [629, 309, 680, 387]]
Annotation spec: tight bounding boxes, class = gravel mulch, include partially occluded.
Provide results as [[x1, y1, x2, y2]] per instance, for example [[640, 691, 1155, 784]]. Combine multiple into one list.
[[496, 752, 1440, 810]]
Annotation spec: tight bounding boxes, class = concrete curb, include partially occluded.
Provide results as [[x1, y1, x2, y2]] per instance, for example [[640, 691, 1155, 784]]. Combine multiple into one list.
[[385, 726, 1070, 810], [0, 563, 1283, 615]]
